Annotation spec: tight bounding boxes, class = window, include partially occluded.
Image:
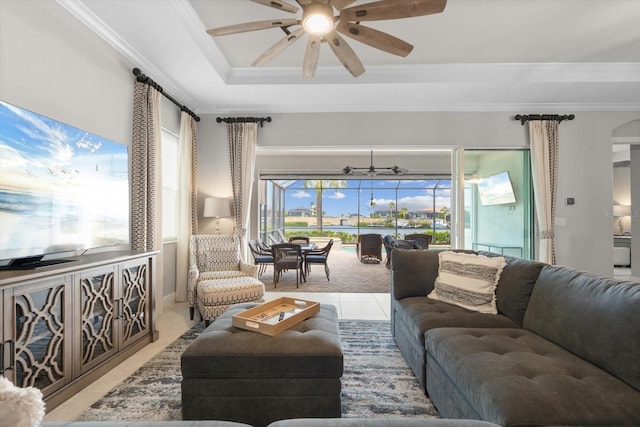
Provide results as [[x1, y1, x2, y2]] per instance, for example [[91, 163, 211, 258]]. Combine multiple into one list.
[[161, 129, 179, 242]]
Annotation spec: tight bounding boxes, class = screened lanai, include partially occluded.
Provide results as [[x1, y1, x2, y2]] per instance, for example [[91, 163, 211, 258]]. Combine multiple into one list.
[[258, 178, 452, 246]]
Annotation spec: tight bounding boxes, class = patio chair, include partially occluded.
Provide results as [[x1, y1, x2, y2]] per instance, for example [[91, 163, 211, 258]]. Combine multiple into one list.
[[356, 233, 382, 263], [305, 239, 334, 281], [248, 239, 273, 277], [404, 233, 433, 249], [267, 229, 287, 245], [382, 234, 395, 268], [288, 236, 310, 244], [271, 243, 306, 287]]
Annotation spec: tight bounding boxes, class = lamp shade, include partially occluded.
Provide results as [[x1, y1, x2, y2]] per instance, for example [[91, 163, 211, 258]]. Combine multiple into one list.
[[613, 204, 632, 217], [204, 197, 232, 218]]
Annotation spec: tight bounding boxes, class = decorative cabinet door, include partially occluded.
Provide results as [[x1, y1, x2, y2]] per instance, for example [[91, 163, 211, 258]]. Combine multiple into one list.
[[0, 290, 7, 377], [77, 266, 117, 374], [118, 259, 150, 349], [4, 275, 72, 396]]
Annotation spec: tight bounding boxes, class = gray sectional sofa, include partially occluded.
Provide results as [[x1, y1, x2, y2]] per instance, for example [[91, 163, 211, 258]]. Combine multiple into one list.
[[391, 249, 640, 426]]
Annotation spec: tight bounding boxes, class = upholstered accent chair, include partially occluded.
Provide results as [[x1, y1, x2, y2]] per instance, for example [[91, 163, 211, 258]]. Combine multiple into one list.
[[188, 235, 264, 325]]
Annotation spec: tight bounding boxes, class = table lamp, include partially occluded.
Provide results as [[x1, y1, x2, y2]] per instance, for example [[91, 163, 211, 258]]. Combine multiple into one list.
[[613, 204, 631, 236], [204, 197, 232, 234]]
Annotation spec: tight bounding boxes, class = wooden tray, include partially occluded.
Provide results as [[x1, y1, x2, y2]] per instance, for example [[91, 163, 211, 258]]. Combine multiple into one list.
[[232, 297, 320, 336]]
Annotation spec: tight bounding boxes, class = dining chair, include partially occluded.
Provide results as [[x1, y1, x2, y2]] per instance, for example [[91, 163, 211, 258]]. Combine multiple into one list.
[[271, 243, 305, 287], [305, 239, 334, 281], [382, 234, 395, 268], [288, 236, 310, 244], [248, 239, 274, 277]]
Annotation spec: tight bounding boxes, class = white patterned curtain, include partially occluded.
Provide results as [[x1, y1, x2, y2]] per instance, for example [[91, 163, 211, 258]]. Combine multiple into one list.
[[130, 81, 163, 310], [131, 81, 162, 251], [529, 120, 559, 264], [175, 112, 198, 302], [228, 122, 257, 261]]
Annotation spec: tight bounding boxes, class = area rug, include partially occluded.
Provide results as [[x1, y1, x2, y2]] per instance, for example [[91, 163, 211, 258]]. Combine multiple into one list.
[[76, 320, 439, 421]]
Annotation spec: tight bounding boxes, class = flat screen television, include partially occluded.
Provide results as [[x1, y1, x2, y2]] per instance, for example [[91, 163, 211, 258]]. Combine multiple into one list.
[[476, 171, 516, 206], [0, 100, 129, 268]]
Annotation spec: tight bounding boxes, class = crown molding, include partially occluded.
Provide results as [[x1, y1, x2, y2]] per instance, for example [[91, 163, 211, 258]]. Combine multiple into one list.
[[56, 0, 200, 111]]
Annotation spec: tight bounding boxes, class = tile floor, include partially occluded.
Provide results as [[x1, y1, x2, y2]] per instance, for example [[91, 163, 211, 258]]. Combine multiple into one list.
[[43, 291, 390, 421]]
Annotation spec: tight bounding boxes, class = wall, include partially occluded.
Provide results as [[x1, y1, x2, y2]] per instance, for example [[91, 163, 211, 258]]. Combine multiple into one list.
[[197, 112, 640, 276], [0, 0, 132, 144]]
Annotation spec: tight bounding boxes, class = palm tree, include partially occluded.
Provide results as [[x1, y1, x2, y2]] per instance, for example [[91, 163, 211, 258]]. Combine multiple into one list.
[[301, 180, 347, 231], [400, 207, 409, 219], [388, 201, 396, 218]]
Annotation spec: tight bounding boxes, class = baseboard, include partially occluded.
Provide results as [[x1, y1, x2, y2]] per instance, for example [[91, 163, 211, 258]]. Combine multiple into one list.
[[163, 292, 177, 308]]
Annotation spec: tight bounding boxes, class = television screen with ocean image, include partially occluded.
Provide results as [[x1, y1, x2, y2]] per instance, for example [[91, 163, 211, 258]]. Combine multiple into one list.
[[476, 171, 516, 206], [0, 100, 129, 262]]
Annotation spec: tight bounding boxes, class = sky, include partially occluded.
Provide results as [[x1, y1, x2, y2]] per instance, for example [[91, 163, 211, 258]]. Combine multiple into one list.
[[284, 179, 452, 217]]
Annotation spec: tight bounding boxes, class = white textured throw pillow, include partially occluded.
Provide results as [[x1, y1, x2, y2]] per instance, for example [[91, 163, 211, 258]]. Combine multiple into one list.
[[428, 251, 506, 314], [0, 376, 45, 427]]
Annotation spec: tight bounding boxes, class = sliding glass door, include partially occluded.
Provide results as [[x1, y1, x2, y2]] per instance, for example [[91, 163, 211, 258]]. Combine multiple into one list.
[[462, 150, 534, 259]]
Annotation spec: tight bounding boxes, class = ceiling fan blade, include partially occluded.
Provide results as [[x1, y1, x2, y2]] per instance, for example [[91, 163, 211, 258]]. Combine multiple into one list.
[[303, 34, 322, 79], [252, 27, 306, 67], [326, 30, 365, 77], [207, 19, 299, 36], [329, 0, 357, 10], [249, 0, 299, 14], [340, 0, 446, 22], [336, 21, 413, 57]]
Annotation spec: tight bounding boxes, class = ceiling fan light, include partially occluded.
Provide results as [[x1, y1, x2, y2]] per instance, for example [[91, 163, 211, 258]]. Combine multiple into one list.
[[302, 4, 334, 36]]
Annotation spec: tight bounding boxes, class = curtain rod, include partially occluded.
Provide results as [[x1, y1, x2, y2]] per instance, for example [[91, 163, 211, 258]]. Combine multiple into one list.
[[132, 68, 200, 122], [513, 114, 575, 125], [216, 117, 272, 128]]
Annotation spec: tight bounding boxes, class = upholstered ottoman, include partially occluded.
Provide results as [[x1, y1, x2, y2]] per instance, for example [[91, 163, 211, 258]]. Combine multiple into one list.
[[181, 303, 343, 427], [196, 277, 265, 326]]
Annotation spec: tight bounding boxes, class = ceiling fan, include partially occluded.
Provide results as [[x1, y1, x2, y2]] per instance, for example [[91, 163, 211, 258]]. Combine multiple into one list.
[[342, 150, 407, 176], [206, 0, 447, 79]]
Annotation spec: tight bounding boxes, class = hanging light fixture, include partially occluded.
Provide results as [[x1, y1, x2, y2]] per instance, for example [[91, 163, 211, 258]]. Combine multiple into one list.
[[343, 150, 407, 177]]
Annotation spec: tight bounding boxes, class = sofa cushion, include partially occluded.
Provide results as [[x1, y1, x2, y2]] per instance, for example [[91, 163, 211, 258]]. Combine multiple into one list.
[[426, 327, 640, 426], [428, 252, 506, 314], [394, 297, 518, 348], [524, 265, 640, 392], [493, 256, 545, 327]]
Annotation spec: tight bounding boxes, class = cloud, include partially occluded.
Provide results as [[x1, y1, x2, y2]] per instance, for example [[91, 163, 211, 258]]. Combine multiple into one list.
[[291, 190, 311, 199], [327, 191, 346, 200], [4, 102, 74, 164], [76, 134, 102, 152]]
